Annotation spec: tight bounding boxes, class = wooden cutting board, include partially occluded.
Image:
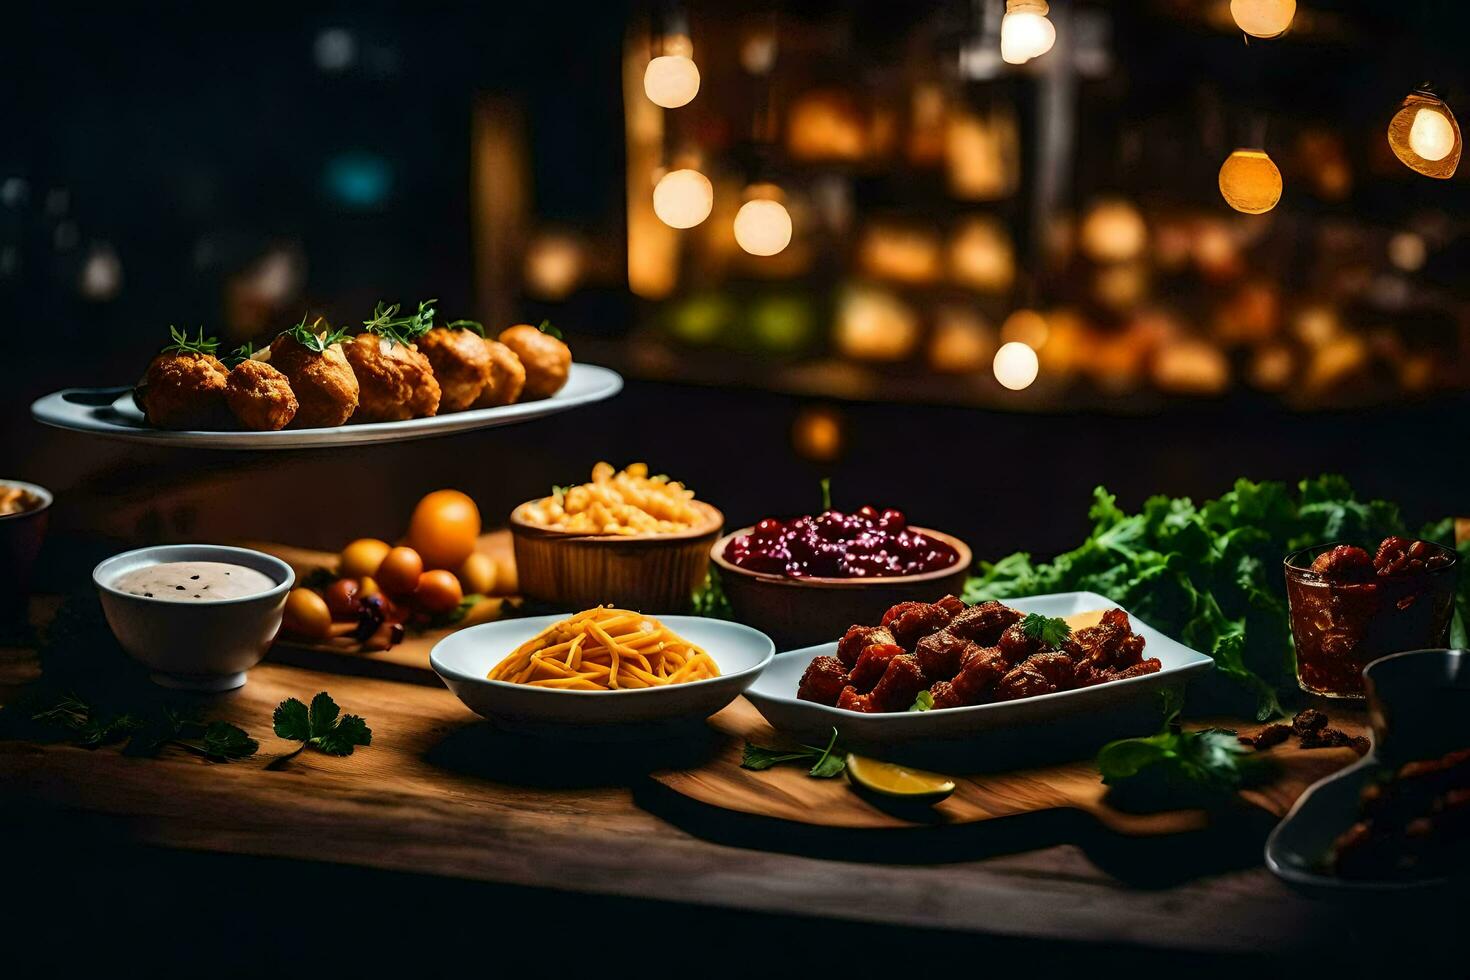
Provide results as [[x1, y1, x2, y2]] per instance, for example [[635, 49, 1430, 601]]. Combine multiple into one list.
[[239, 530, 519, 685], [650, 699, 1368, 835]]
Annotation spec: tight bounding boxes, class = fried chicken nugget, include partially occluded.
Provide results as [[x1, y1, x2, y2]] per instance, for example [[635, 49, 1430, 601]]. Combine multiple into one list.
[[498, 324, 570, 400], [140, 352, 230, 429], [418, 327, 491, 412], [344, 333, 441, 422], [224, 358, 297, 431], [472, 339, 527, 408], [269, 334, 359, 428]]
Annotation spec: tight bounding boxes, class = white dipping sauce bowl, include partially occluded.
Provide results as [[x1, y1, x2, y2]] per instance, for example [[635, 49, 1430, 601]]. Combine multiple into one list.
[[93, 544, 294, 691]]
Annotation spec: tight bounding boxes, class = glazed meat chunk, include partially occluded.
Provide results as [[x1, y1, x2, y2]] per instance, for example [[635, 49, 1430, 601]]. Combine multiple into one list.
[[868, 655, 929, 712], [849, 644, 904, 693], [1111, 658, 1162, 680], [797, 656, 848, 706], [836, 624, 896, 668], [836, 686, 873, 713], [996, 665, 1054, 701], [1018, 652, 1075, 690], [932, 646, 1007, 708], [998, 621, 1045, 665], [947, 600, 1021, 645], [881, 600, 956, 649], [913, 630, 971, 681]]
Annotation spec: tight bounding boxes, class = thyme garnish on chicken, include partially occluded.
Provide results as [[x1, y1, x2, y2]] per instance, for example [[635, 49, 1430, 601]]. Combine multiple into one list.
[[363, 298, 436, 346], [445, 318, 485, 336], [225, 341, 255, 367], [160, 325, 220, 357], [283, 314, 350, 353]]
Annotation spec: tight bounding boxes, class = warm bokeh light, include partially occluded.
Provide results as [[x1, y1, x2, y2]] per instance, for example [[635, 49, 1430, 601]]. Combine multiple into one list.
[[643, 55, 700, 109], [1388, 90, 1462, 178], [929, 308, 995, 373], [1000, 309, 1049, 349], [992, 340, 1039, 390], [1409, 107, 1454, 161], [792, 405, 844, 462], [1387, 231, 1427, 272], [1218, 149, 1282, 214], [948, 217, 1015, 292], [733, 199, 793, 256], [1229, 0, 1296, 38], [524, 233, 584, 299], [1000, 1, 1056, 65], [652, 168, 713, 228], [1079, 199, 1147, 263], [835, 287, 920, 361]]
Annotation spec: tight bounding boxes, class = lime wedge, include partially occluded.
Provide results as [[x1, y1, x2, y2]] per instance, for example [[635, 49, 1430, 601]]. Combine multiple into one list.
[[845, 754, 956, 802]]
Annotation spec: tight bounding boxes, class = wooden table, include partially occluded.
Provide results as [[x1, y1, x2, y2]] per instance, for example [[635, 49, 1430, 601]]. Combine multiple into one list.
[[0, 600, 1456, 973]]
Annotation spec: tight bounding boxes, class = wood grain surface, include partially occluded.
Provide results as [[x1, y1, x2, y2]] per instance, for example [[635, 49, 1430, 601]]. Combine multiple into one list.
[[650, 699, 1367, 834], [0, 600, 1436, 960]]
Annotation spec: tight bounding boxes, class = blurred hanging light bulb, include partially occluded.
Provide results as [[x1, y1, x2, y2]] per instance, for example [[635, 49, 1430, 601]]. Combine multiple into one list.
[[644, 54, 700, 109], [1388, 89, 1462, 178], [652, 168, 713, 228], [733, 198, 793, 256], [993, 340, 1039, 390], [1229, 0, 1296, 39], [1218, 149, 1282, 214], [1000, 0, 1056, 66]]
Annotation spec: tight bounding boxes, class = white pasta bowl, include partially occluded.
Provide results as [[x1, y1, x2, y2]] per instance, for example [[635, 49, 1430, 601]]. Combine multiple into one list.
[[431, 614, 774, 735], [93, 544, 294, 691]]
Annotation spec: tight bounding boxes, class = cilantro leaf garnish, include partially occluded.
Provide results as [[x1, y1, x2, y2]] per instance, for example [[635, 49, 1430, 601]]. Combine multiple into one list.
[[272, 692, 372, 763], [909, 690, 935, 712], [741, 727, 847, 778], [1020, 613, 1072, 649], [13, 689, 255, 762], [161, 325, 220, 357], [446, 318, 485, 337]]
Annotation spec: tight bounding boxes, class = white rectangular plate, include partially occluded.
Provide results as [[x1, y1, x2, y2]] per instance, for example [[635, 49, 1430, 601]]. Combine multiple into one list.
[[743, 591, 1214, 744]]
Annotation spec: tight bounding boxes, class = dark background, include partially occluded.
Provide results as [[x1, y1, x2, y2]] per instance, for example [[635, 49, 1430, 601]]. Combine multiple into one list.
[[1, 0, 1465, 587]]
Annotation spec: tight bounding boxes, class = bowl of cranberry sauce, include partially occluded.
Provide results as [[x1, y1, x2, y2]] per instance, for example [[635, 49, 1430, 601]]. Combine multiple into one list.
[[1284, 537, 1458, 700], [713, 507, 970, 649]]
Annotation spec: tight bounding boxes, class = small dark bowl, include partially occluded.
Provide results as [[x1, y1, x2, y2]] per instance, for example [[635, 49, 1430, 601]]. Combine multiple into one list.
[[0, 480, 53, 627], [1364, 648, 1470, 763], [710, 526, 971, 651]]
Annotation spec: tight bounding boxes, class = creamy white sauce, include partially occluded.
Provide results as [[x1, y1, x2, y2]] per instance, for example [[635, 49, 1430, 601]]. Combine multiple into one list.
[[112, 561, 276, 602]]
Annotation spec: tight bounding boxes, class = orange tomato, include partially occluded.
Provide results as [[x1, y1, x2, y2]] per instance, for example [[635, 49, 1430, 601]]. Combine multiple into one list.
[[456, 552, 496, 595], [339, 538, 391, 580], [282, 588, 332, 640], [324, 578, 360, 619], [414, 569, 463, 615], [377, 546, 424, 596], [407, 490, 481, 570]]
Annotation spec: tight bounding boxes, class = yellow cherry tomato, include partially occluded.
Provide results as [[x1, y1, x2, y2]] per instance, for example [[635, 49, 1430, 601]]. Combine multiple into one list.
[[282, 588, 332, 640], [339, 538, 391, 581], [358, 576, 381, 600], [456, 552, 496, 595], [406, 490, 481, 570], [376, 546, 424, 596], [414, 569, 463, 616]]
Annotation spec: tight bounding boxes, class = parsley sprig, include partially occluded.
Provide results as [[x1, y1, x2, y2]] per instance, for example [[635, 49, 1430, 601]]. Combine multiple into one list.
[[161, 325, 220, 357], [283, 314, 350, 353], [363, 298, 436, 346], [271, 692, 372, 765], [17, 689, 256, 761], [741, 727, 846, 778], [445, 318, 485, 337], [1020, 613, 1072, 649]]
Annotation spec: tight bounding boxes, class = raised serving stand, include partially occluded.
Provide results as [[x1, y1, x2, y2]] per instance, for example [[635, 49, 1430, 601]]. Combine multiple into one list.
[[29, 362, 622, 449]]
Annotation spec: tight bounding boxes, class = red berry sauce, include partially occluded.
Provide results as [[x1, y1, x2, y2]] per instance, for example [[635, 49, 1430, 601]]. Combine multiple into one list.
[[724, 506, 959, 579]]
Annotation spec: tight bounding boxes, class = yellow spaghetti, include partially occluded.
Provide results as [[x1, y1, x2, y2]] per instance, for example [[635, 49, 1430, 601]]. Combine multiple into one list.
[[488, 607, 719, 691]]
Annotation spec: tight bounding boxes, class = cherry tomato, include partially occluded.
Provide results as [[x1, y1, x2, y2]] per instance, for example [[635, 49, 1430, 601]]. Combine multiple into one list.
[[456, 552, 496, 595], [339, 538, 391, 580], [376, 546, 424, 596], [324, 578, 361, 619], [282, 588, 332, 640], [413, 569, 463, 616], [406, 490, 481, 570]]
